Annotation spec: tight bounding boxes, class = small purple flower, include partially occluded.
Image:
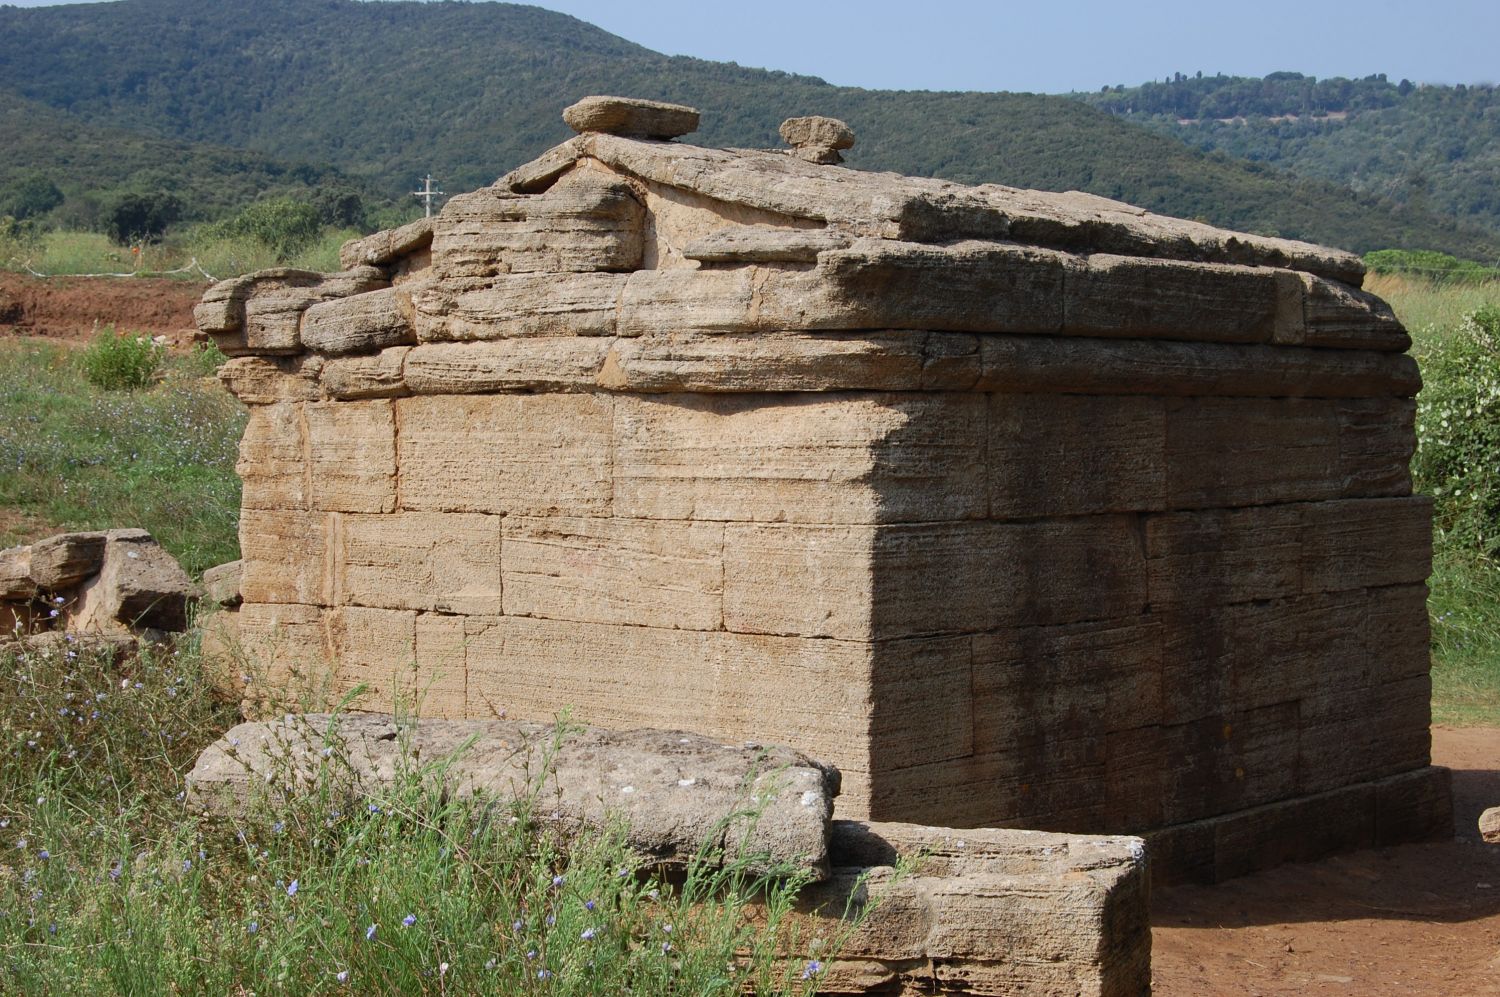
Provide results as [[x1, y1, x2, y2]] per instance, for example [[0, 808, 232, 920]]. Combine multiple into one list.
[[37, 850, 49, 861], [367, 803, 380, 815], [181, 859, 192, 872], [546, 914, 555, 927], [365, 923, 377, 941], [511, 919, 523, 933], [551, 874, 564, 888], [661, 940, 672, 954], [286, 879, 299, 898], [247, 921, 259, 934], [526, 949, 537, 961], [402, 913, 416, 928], [584, 899, 596, 911], [580, 927, 596, 941], [537, 969, 551, 981], [802, 960, 823, 979], [336, 970, 348, 983]]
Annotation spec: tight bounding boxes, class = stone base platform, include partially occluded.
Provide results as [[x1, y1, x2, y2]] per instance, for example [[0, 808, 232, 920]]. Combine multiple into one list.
[[1146, 765, 1453, 885]]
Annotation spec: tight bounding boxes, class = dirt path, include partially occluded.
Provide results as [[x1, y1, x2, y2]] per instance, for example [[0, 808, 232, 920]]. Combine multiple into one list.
[[0, 271, 208, 347], [1153, 725, 1500, 995]]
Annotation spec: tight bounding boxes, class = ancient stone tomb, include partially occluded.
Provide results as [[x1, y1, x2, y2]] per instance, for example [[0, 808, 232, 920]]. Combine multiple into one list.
[[200, 96, 1450, 882]]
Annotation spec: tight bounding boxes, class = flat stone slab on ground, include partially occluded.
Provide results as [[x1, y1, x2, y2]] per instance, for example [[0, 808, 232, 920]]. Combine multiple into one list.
[[186, 712, 839, 879]]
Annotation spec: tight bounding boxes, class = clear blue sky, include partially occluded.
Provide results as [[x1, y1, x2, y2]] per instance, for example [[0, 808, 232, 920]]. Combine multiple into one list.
[[8, 0, 1499, 93]]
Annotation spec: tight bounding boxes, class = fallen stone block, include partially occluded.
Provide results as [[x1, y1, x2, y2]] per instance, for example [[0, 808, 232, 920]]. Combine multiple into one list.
[[186, 713, 839, 880], [791, 821, 1150, 996], [70, 529, 193, 633], [27, 531, 107, 589], [0, 545, 36, 600]]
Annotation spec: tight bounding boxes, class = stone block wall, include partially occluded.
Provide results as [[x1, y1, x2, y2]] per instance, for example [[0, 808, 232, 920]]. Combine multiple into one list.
[[202, 106, 1450, 882]]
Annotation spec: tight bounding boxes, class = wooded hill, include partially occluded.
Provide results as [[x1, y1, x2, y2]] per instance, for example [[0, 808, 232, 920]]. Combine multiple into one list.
[[1075, 72, 1500, 252], [0, 0, 1494, 259]]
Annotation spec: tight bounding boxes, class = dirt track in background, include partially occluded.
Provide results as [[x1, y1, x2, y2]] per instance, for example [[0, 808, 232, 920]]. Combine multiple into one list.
[[0, 272, 208, 347]]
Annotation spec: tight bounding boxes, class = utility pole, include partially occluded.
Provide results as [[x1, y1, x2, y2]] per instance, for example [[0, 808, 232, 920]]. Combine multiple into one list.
[[412, 174, 445, 218]]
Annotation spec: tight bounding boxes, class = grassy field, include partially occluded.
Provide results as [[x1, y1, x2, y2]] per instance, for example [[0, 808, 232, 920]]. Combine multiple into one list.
[[0, 226, 356, 281]]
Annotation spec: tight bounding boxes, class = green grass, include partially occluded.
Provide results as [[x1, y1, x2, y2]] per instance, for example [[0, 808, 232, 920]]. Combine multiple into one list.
[[0, 226, 358, 280], [1370, 273, 1500, 347], [0, 636, 865, 994], [0, 340, 244, 572]]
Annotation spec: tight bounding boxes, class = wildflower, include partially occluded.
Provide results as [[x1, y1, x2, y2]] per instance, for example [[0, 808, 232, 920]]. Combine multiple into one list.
[[526, 949, 537, 960], [536, 969, 551, 981], [182, 859, 191, 872], [802, 960, 823, 979], [580, 927, 596, 941], [287, 879, 299, 898], [109, 864, 121, 882], [336, 970, 348, 983], [440, 963, 450, 976], [272, 822, 284, 835], [585, 899, 596, 911], [367, 803, 380, 815], [365, 923, 377, 942], [546, 914, 555, 927], [661, 923, 672, 934], [402, 913, 416, 928], [38, 849, 49, 861], [551, 874, 564, 888], [247, 921, 259, 934], [661, 941, 672, 954]]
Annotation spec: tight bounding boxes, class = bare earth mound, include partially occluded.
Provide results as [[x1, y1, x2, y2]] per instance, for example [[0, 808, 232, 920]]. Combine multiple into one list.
[[1153, 724, 1500, 995], [0, 272, 207, 345]]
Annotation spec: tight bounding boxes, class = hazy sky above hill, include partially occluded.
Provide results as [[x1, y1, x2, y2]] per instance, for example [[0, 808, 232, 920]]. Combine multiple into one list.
[[8, 0, 1498, 93]]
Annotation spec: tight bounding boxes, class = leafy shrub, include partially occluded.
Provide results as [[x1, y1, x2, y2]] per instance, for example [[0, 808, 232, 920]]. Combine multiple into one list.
[[209, 198, 323, 262], [0, 172, 63, 222], [77, 327, 166, 390], [1413, 306, 1500, 555]]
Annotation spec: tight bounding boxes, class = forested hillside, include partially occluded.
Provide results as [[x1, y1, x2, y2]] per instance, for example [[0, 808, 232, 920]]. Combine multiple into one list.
[[0, 0, 1494, 258], [1077, 72, 1500, 249]]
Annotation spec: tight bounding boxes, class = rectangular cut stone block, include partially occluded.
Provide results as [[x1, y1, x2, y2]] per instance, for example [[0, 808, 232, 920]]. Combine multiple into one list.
[[1146, 497, 1432, 608], [325, 606, 417, 712], [411, 273, 626, 342], [619, 269, 759, 336], [1064, 255, 1282, 341], [337, 512, 502, 615], [971, 619, 1163, 754], [976, 334, 1422, 398], [238, 510, 331, 605], [723, 518, 1147, 640], [1165, 397, 1413, 508], [1160, 591, 1368, 724], [1160, 701, 1301, 824], [303, 401, 396, 513], [414, 613, 467, 719], [397, 394, 613, 516], [1283, 272, 1411, 351], [1366, 583, 1431, 685], [988, 393, 1166, 516], [1298, 674, 1432, 794], [404, 339, 611, 394], [219, 356, 321, 405], [601, 330, 981, 394], [613, 393, 986, 523], [237, 402, 306, 510], [301, 286, 415, 355], [501, 516, 723, 630], [236, 603, 328, 706], [320, 348, 410, 399]]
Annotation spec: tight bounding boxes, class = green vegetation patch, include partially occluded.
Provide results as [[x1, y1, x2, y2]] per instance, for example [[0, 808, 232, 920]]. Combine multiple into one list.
[[0, 341, 244, 572]]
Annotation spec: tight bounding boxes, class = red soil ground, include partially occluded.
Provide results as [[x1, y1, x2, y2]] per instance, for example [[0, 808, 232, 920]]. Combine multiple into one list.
[[0, 271, 207, 348], [4, 273, 1497, 995]]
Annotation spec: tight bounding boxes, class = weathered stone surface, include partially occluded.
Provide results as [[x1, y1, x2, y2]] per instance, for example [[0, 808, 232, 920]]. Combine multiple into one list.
[[319, 348, 410, 399], [1282, 271, 1410, 351], [411, 273, 626, 341], [0, 545, 36, 600], [723, 518, 1147, 640], [432, 171, 644, 279], [1065, 254, 1282, 341], [188, 713, 836, 878], [301, 286, 415, 356], [336, 512, 502, 615], [201, 559, 243, 608], [501, 516, 722, 630], [613, 392, 986, 524], [976, 334, 1422, 398], [196, 267, 386, 356], [989, 394, 1166, 516], [791, 821, 1150, 997], [303, 401, 396, 513], [404, 339, 610, 394], [563, 95, 699, 139], [1165, 397, 1414, 508], [239, 510, 331, 606], [601, 331, 980, 393], [682, 224, 851, 264], [235, 603, 329, 709], [237, 402, 307, 510], [70, 529, 192, 633], [780, 115, 855, 157], [27, 531, 106, 589], [218, 356, 322, 404], [397, 394, 613, 516], [339, 217, 434, 270]]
